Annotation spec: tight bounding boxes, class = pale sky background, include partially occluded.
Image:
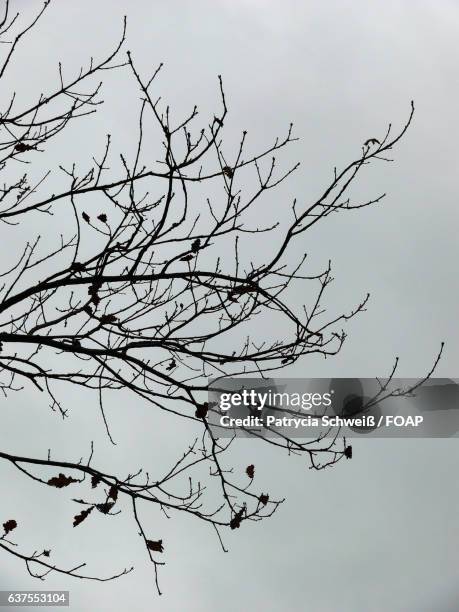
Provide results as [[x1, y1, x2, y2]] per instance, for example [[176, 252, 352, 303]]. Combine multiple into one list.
[[1, 1, 458, 611]]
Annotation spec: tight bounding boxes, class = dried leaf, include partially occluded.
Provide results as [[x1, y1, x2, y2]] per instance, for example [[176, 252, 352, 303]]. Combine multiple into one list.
[[73, 506, 94, 527], [230, 507, 245, 530], [15, 142, 34, 152], [48, 473, 78, 488], [191, 238, 201, 253], [96, 502, 115, 514], [82, 212, 90, 223], [166, 359, 176, 371], [3, 519, 17, 535], [364, 138, 380, 147], [91, 474, 102, 488], [108, 485, 118, 502], [97, 213, 107, 223], [246, 464, 255, 479], [195, 402, 208, 419], [146, 539, 164, 553], [180, 254, 194, 262], [42, 550, 51, 557], [222, 166, 233, 178], [344, 445, 353, 459], [259, 493, 269, 506], [88, 282, 101, 306]]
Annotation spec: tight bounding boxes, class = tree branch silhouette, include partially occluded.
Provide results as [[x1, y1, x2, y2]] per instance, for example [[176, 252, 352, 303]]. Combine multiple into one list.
[[0, 0, 442, 595]]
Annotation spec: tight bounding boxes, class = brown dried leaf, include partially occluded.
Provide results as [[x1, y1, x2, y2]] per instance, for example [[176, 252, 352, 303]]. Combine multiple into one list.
[[91, 474, 102, 489], [96, 502, 115, 514], [3, 519, 17, 535], [73, 506, 94, 527], [166, 359, 176, 371], [246, 464, 255, 479], [259, 493, 269, 506], [48, 473, 78, 488], [195, 402, 208, 419], [146, 539, 164, 553], [230, 507, 245, 530]]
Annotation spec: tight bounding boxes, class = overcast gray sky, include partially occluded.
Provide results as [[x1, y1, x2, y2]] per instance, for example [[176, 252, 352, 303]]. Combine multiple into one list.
[[1, 1, 458, 611]]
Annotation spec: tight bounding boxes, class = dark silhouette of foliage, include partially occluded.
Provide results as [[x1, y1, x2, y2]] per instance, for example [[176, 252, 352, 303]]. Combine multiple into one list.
[[0, 0, 442, 596], [73, 507, 93, 528], [146, 540, 164, 554], [47, 473, 79, 488], [3, 519, 17, 535], [259, 494, 269, 506]]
